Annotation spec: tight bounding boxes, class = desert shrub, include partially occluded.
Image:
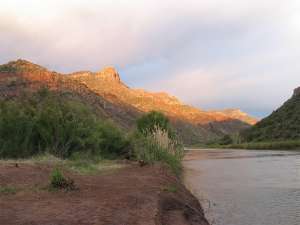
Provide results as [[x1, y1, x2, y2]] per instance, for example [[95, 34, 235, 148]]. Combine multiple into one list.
[[90, 122, 130, 158], [0, 89, 129, 159], [137, 111, 175, 138], [218, 135, 233, 145], [162, 184, 178, 193], [0, 186, 17, 195], [132, 127, 184, 175], [50, 168, 76, 190]]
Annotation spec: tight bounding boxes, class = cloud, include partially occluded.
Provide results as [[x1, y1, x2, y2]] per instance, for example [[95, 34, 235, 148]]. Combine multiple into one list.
[[0, 0, 300, 117]]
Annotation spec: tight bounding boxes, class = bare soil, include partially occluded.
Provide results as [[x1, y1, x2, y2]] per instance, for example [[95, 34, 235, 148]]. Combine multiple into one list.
[[0, 162, 209, 225]]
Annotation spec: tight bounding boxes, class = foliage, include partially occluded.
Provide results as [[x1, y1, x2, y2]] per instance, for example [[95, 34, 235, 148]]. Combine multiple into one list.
[[131, 126, 184, 175], [162, 184, 178, 193], [242, 93, 300, 142], [0, 89, 129, 159], [218, 135, 233, 145], [133, 111, 184, 175], [0, 186, 17, 195], [217, 132, 242, 145], [50, 168, 76, 191], [0, 64, 18, 73], [136, 111, 175, 138]]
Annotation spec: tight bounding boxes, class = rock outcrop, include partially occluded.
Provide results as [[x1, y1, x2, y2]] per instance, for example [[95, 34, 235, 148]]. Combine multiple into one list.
[[293, 87, 300, 96]]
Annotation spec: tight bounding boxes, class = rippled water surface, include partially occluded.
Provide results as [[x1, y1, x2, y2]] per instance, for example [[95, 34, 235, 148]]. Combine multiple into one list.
[[183, 149, 300, 225]]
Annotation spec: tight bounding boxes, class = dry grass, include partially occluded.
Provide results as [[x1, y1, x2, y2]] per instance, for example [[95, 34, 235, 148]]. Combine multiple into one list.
[[0, 153, 125, 175], [150, 126, 184, 159], [133, 126, 184, 175]]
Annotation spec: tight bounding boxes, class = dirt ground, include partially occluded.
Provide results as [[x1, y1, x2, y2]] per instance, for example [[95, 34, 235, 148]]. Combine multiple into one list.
[[0, 162, 209, 225]]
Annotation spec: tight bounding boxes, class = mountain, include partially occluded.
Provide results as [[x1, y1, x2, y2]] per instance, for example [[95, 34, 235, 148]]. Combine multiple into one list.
[[242, 87, 300, 142], [210, 109, 257, 125], [0, 59, 257, 144]]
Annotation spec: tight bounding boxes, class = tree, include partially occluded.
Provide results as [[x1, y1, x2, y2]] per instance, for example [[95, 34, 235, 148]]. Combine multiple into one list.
[[136, 111, 174, 137]]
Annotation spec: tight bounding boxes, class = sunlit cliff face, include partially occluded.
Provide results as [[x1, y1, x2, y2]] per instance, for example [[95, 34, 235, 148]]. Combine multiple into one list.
[[0, 59, 257, 126]]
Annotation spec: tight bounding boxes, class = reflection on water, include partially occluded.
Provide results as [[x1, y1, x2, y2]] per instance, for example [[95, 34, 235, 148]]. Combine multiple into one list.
[[183, 149, 300, 225]]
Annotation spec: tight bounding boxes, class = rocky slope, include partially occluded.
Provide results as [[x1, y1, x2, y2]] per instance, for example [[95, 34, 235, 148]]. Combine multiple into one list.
[[242, 87, 300, 142], [210, 109, 257, 125], [68, 68, 256, 125], [0, 59, 256, 144]]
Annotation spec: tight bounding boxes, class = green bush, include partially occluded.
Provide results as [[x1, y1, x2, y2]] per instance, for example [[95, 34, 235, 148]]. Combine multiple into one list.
[[137, 111, 175, 138], [0, 186, 17, 195], [131, 127, 184, 175], [218, 135, 233, 145], [133, 111, 183, 174], [0, 89, 129, 159], [50, 168, 76, 190]]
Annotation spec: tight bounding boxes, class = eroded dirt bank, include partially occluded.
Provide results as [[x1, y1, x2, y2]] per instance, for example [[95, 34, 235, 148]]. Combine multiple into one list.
[[0, 162, 209, 225]]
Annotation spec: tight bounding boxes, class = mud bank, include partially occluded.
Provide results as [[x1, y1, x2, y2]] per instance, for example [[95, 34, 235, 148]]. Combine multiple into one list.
[[0, 162, 209, 225]]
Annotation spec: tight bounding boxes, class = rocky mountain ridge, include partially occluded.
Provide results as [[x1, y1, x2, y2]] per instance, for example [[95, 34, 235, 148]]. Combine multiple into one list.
[[0, 59, 257, 144], [67, 65, 256, 125]]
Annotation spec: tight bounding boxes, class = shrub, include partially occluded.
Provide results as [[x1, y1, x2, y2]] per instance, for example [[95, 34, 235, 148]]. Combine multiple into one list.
[[0, 186, 17, 195], [132, 127, 184, 175], [0, 89, 129, 159], [137, 111, 175, 138], [91, 122, 130, 158], [219, 135, 233, 145], [162, 184, 178, 193], [50, 168, 76, 190]]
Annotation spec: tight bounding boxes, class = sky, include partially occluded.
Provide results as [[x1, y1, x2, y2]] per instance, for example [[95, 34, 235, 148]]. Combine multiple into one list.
[[1, 0, 300, 118]]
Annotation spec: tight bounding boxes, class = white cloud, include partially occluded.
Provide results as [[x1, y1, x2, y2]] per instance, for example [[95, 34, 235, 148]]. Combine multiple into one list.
[[1, 0, 300, 117]]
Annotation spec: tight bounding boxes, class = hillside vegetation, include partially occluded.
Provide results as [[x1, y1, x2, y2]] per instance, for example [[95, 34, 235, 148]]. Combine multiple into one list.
[[0, 89, 129, 159], [242, 89, 300, 142], [0, 86, 184, 174]]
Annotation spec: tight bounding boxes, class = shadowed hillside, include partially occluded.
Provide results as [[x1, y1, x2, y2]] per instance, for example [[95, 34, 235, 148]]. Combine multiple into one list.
[[242, 87, 300, 142], [0, 59, 256, 144]]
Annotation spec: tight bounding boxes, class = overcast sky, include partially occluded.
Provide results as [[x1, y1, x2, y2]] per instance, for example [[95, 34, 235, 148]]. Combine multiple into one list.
[[1, 0, 300, 118]]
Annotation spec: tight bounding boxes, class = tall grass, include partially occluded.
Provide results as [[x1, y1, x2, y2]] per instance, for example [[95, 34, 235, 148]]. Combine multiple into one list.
[[132, 126, 184, 175]]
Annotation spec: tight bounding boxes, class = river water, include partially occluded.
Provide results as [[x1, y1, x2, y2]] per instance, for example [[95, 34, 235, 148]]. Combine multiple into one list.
[[183, 149, 300, 225]]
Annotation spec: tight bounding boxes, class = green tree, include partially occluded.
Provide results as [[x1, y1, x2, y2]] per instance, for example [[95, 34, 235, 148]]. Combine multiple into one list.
[[0, 89, 129, 159], [136, 111, 174, 137]]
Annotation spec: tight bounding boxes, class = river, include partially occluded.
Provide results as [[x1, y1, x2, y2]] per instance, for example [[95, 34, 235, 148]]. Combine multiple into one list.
[[183, 149, 300, 225]]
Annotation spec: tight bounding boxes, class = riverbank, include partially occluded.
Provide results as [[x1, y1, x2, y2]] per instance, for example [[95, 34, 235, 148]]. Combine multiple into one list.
[[222, 140, 300, 150], [0, 159, 209, 225]]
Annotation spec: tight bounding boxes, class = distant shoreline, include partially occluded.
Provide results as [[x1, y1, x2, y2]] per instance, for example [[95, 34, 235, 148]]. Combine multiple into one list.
[[185, 140, 300, 151]]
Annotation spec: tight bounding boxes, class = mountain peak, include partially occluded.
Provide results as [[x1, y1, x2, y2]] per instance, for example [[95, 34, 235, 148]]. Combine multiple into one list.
[[97, 66, 121, 83], [0, 59, 47, 73]]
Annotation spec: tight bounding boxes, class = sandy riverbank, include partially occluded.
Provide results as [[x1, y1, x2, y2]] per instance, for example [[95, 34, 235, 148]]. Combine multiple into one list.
[[0, 161, 209, 225]]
